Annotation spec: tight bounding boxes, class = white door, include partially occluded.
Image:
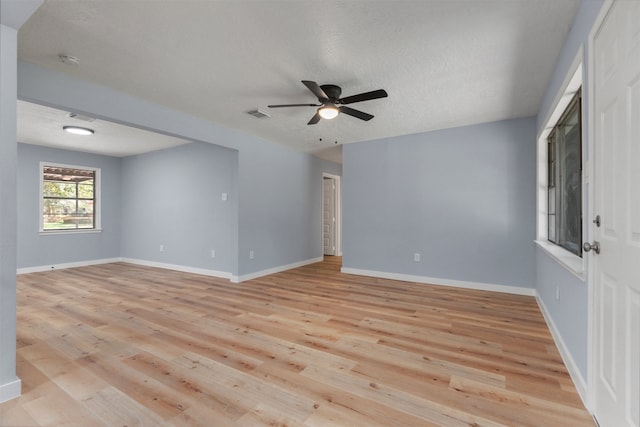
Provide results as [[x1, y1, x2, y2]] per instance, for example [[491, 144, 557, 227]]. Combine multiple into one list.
[[323, 177, 336, 256], [592, 1, 640, 426]]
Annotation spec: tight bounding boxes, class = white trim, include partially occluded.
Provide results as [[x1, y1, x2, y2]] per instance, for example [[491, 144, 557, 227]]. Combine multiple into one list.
[[15, 255, 324, 283], [340, 267, 536, 296], [537, 53, 584, 139], [39, 229, 103, 235], [16, 257, 121, 274], [535, 49, 587, 282], [536, 293, 590, 411], [535, 240, 585, 280], [40, 161, 102, 232], [232, 256, 323, 283], [0, 378, 21, 403], [586, 0, 614, 414], [121, 258, 232, 280]]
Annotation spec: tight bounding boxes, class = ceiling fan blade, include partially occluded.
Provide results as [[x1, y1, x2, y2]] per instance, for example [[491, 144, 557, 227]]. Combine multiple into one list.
[[339, 106, 374, 121], [302, 80, 329, 101], [307, 112, 322, 125], [268, 103, 320, 108], [339, 89, 388, 105]]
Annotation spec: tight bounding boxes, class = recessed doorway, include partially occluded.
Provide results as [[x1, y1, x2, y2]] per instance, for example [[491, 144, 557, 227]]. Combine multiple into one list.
[[322, 173, 341, 258]]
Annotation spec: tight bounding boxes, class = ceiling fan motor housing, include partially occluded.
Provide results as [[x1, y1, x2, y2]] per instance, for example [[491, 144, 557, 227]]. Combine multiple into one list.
[[319, 85, 342, 102]]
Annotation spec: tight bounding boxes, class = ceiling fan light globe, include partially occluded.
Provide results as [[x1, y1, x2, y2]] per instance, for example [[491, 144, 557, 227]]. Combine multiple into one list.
[[63, 126, 94, 135], [318, 105, 339, 120]]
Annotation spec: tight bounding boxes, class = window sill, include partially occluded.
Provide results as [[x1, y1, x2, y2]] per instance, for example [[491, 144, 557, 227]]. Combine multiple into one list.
[[40, 229, 103, 236], [535, 240, 586, 280]]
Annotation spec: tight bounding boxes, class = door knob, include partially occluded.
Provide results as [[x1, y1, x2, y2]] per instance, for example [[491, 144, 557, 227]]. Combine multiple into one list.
[[583, 241, 600, 254]]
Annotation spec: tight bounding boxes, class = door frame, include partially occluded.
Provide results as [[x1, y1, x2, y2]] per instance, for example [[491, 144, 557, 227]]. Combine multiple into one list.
[[322, 173, 342, 256], [586, 0, 616, 414]]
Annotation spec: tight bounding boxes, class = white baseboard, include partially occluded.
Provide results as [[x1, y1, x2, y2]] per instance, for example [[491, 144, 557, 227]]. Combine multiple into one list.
[[15, 255, 323, 283], [17, 258, 121, 274], [0, 378, 21, 403], [232, 256, 324, 283], [536, 294, 589, 409], [340, 267, 536, 296], [17, 257, 233, 281], [120, 258, 232, 280]]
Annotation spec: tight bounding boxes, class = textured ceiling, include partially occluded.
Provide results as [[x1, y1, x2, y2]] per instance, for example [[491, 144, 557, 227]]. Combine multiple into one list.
[[17, 0, 580, 162]]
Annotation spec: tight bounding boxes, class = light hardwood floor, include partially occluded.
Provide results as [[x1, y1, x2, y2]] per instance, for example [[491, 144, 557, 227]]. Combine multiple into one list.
[[0, 257, 593, 426]]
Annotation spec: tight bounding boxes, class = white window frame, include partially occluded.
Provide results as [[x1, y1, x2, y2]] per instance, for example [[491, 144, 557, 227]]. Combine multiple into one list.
[[535, 52, 585, 279], [39, 162, 102, 234]]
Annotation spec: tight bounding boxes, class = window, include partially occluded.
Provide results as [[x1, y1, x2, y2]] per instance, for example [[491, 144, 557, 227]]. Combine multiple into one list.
[[547, 90, 582, 256], [536, 58, 583, 276], [41, 163, 100, 232]]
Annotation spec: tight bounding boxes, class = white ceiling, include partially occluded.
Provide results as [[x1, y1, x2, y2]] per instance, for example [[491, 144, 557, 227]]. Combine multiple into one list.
[[17, 101, 191, 157], [16, 0, 580, 162]]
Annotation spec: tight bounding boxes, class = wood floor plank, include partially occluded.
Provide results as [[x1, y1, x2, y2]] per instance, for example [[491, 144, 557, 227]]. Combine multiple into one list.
[[81, 386, 167, 427], [21, 388, 107, 427], [0, 257, 593, 426], [173, 351, 318, 423]]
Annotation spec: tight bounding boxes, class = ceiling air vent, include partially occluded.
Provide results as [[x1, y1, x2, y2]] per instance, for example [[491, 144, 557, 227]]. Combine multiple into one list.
[[66, 112, 96, 122], [247, 109, 270, 119]]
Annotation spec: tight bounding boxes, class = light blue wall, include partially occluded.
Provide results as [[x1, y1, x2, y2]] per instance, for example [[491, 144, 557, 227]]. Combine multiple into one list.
[[238, 143, 341, 276], [1, 0, 43, 400], [536, 248, 589, 373], [120, 142, 238, 274], [17, 61, 341, 278], [535, 0, 604, 380], [0, 21, 20, 397], [16, 143, 122, 268], [343, 117, 536, 288]]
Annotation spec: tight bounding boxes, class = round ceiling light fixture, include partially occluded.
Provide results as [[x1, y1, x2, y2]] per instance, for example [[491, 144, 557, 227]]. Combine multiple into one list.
[[63, 126, 94, 136], [318, 104, 339, 120]]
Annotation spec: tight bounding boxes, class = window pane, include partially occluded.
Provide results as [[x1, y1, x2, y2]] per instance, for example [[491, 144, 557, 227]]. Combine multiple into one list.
[[43, 199, 77, 229], [548, 214, 556, 242], [78, 180, 94, 199], [77, 200, 94, 228], [548, 136, 556, 186], [43, 181, 77, 198], [548, 187, 556, 243], [546, 90, 581, 256], [559, 104, 582, 255]]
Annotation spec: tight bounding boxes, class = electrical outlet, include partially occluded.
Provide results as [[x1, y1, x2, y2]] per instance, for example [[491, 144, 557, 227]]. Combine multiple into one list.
[[249, 250, 255, 259], [221, 193, 228, 201], [211, 249, 216, 258], [556, 287, 560, 301], [159, 244, 164, 252], [414, 253, 421, 262]]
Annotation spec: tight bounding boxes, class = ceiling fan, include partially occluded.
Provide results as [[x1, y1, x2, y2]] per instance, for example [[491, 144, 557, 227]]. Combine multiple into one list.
[[268, 80, 388, 125]]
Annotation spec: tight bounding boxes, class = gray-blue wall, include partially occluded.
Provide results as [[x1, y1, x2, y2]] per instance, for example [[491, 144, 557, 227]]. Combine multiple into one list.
[[17, 61, 341, 279], [238, 142, 341, 276], [1, 0, 43, 401], [17, 137, 341, 278], [534, 0, 605, 380], [0, 20, 20, 400], [120, 142, 238, 274], [17, 143, 121, 268], [343, 117, 536, 288]]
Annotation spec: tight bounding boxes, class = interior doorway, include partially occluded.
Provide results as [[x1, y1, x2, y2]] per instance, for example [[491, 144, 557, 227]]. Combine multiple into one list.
[[322, 173, 341, 258]]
